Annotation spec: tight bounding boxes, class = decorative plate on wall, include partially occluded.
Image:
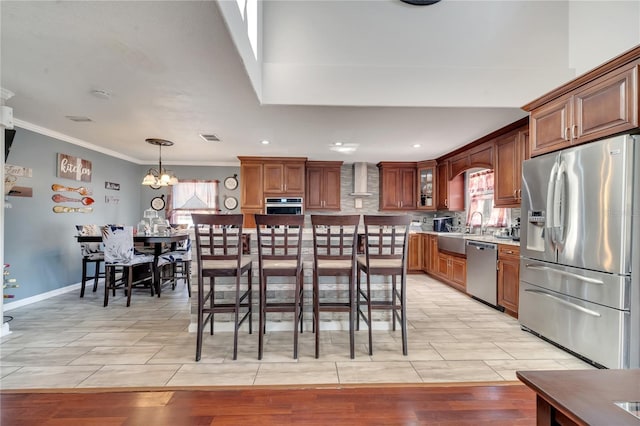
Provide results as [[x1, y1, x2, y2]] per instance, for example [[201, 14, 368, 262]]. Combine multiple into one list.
[[224, 174, 238, 190], [151, 195, 166, 211], [224, 196, 238, 210]]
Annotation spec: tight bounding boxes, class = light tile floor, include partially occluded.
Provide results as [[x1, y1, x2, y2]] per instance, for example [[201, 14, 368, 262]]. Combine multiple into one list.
[[0, 274, 593, 389]]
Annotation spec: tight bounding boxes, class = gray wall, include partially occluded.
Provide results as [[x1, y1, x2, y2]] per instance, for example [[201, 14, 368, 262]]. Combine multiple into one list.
[[4, 128, 142, 300], [140, 165, 241, 219]]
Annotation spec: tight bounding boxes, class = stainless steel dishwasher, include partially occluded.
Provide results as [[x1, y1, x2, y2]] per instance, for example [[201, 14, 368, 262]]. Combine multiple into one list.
[[465, 240, 498, 307]]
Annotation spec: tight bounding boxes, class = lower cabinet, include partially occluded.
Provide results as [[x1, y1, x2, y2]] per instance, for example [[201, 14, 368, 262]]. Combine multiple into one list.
[[421, 233, 431, 272], [434, 250, 466, 293], [408, 233, 422, 273], [498, 244, 520, 317]]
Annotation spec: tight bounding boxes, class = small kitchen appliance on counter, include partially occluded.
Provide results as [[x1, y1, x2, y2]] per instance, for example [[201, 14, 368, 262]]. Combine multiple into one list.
[[432, 216, 453, 232]]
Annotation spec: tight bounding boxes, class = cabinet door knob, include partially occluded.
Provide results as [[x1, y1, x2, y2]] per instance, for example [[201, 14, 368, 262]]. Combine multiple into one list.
[[572, 124, 578, 139]]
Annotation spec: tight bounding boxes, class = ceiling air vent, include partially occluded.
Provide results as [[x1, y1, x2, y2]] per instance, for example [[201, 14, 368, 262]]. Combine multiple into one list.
[[199, 134, 220, 142], [65, 116, 92, 122]]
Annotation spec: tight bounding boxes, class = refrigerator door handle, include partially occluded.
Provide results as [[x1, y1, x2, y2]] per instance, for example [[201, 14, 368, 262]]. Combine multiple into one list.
[[524, 263, 605, 285], [524, 289, 602, 317], [546, 161, 559, 247], [554, 161, 567, 246]]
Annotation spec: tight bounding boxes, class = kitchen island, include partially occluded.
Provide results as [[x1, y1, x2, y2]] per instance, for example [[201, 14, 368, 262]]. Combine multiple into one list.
[[517, 369, 640, 425]]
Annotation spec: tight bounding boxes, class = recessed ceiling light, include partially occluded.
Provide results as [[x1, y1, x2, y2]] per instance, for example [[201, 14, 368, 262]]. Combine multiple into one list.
[[90, 89, 111, 100], [65, 116, 93, 122], [330, 143, 359, 154], [261, 140, 270, 145], [413, 144, 421, 148], [334, 142, 343, 146]]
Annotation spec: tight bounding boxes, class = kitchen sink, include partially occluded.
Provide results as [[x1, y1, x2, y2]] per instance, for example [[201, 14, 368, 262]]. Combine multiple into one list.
[[437, 234, 466, 255]]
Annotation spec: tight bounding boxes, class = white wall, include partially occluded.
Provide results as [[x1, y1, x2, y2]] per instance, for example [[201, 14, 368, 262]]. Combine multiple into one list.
[[568, 1, 640, 74]]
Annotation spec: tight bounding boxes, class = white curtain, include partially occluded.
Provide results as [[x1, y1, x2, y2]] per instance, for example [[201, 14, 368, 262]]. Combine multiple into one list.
[[168, 180, 219, 225], [466, 171, 510, 227]]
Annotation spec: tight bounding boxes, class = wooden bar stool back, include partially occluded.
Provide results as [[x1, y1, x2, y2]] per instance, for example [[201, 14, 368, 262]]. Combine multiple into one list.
[[254, 214, 304, 360], [191, 214, 252, 361], [310, 214, 360, 359], [357, 214, 411, 355]]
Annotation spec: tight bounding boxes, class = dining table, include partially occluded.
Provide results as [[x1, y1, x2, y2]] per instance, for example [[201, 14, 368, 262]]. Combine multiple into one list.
[[76, 232, 189, 296]]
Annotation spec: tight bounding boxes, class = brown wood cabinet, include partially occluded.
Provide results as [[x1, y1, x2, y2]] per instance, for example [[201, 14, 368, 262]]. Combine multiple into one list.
[[238, 156, 307, 227], [494, 126, 529, 207], [305, 161, 342, 211], [497, 244, 520, 317], [435, 250, 466, 293], [263, 161, 305, 195], [378, 162, 417, 211], [240, 161, 264, 210], [527, 62, 639, 157], [408, 233, 422, 273], [436, 161, 464, 211], [449, 141, 494, 178], [417, 160, 436, 211], [421, 233, 431, 272]]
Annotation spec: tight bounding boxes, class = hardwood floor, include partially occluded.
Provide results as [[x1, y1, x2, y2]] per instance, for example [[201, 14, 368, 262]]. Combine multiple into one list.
[[1, 383, 536, 425]]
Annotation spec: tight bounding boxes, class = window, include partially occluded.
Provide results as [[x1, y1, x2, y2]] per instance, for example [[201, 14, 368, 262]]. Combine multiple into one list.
[[466, 170, 510, 228], [168, 180, 220, 226]]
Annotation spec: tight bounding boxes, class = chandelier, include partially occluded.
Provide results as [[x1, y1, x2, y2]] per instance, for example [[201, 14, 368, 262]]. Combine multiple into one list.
[[141, 138, 178, 186]]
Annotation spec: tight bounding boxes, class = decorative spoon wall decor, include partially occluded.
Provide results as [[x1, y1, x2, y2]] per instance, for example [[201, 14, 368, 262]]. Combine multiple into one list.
[[51, 184, 92, 195], [52, 206, 93, 213], [51, 194, 95, 205]]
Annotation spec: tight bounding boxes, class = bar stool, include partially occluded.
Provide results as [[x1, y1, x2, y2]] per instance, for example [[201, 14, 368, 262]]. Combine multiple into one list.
[[191, 214, 252, 361], [357, 215, 411, 355], [254, 214, 304, 360], [310, 214, 360, 359]]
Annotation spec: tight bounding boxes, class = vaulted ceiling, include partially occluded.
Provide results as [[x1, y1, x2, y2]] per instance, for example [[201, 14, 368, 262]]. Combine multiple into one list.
[[1, 1, 638, 166]]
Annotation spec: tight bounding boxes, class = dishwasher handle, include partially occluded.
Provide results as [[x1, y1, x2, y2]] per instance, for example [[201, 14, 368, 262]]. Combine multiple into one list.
[[466, 240, 497, 251]]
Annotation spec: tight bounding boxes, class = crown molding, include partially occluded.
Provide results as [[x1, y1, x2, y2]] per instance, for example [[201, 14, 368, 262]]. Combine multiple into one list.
[[14, 118, 242, 167]]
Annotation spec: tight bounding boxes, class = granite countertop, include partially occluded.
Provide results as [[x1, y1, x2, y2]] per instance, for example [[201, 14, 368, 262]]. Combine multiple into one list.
[[414, 230, 520, 247]]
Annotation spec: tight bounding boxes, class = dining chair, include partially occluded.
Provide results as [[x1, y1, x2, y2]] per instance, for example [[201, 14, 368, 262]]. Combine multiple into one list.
[[310, 214, 360, 359], [356, 214, 411, 355], [254, 214, 304, 360], [191, 214, 252, 361], [102, 225, 155, 307], [158, 237, 192, 297], [75, 224, 105, 298]]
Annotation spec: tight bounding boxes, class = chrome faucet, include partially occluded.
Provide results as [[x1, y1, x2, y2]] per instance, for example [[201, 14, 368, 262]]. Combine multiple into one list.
[[469, 211, 484, 234]]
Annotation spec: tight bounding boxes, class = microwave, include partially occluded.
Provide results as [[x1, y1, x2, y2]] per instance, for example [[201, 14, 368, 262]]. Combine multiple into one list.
[[432, 216, 453, 232], [265, 197, 303, 215]]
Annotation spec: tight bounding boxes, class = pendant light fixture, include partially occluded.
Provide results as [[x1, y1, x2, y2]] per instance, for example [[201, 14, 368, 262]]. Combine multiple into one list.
[[141, 138, 178, 186]]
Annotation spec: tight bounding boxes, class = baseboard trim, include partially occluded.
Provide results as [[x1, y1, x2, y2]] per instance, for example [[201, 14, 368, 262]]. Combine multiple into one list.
[[3, 282, 83, 311]]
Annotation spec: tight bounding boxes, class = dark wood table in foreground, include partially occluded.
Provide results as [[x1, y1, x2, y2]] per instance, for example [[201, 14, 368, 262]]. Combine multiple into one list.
[[517, 369, 640, 425]]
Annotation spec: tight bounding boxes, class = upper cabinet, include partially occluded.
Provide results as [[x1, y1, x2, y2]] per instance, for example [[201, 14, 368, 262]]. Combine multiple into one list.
[[238, 156, 307, 227], [448, 141, 494, 179], [436, 161, 464, 211], [417, 160, 436, 211], [494, 125, 529, 207], [378, 162, 416, 211], [263, 161, 305, 195], [524, 47, 640, 157], [305, 161, 342, 211]]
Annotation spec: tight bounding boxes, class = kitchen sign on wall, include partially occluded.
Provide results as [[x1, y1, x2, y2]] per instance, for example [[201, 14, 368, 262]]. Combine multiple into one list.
[[57, 153, 92, 182]]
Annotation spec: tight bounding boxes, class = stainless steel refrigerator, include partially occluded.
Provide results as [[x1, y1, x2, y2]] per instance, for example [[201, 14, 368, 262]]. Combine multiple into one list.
[[519, 134, 640, 369]]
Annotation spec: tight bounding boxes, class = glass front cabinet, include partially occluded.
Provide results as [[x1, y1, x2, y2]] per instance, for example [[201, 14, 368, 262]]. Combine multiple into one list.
[[417, 160, 436, 211]]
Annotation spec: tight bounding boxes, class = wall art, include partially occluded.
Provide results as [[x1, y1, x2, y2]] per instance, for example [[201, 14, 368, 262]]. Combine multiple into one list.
[[56, 153, 92, 182]]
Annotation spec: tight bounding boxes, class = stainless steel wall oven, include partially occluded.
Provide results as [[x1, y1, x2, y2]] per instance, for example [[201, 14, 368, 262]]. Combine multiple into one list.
[[265, 197, 303, 215]]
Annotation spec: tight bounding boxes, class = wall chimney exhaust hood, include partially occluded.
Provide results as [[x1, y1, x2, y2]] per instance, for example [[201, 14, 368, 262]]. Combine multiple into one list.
[[350, 162, 372, 196]]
